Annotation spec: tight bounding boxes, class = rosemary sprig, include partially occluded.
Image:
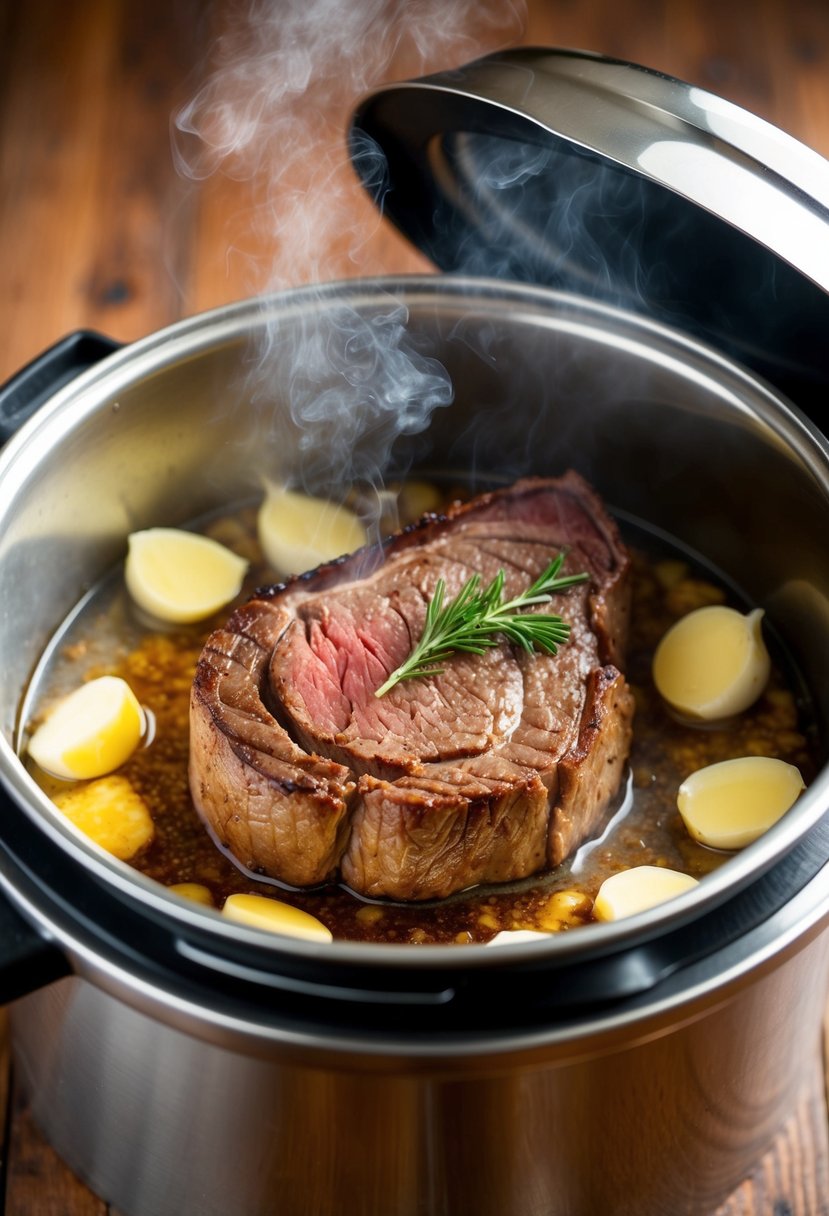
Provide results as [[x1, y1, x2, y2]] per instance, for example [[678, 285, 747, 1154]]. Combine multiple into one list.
[[374, 552, 589, 698]]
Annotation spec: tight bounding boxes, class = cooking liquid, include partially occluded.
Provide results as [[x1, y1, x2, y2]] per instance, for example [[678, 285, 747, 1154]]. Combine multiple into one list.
[[21, 490, 816, 944]]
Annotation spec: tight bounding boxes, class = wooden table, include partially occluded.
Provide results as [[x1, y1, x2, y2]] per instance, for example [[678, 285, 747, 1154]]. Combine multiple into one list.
[[0, 1, 828, 1212]]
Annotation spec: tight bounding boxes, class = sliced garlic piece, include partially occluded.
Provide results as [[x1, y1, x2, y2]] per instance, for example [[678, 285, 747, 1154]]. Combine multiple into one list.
[[28, 676, 145, 780], [594, 866, 699, 921], [652, 605, 770, 720], [51, 774, 154, 859], [168, 882, 215, 907], [125, 528, 248, 624], [222, 893, 333, 942], [257, 484, 366, 575], [678, 756, 805, 850], [485, 930, 552, 946]]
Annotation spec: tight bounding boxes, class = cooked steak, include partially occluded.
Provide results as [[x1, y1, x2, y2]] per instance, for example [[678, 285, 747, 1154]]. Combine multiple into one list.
[[189, 472, 634, 901]]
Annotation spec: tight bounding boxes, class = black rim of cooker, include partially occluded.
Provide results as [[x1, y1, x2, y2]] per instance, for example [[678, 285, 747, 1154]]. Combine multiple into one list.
[[2, 770, 828, 1042]]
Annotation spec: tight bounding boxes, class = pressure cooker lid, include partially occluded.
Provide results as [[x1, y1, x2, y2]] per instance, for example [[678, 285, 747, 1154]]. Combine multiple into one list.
[[351, 47, 829, 419]]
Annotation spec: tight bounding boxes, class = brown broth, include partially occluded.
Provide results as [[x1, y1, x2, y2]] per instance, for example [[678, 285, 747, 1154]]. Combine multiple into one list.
[[24, 493, 816, 944]]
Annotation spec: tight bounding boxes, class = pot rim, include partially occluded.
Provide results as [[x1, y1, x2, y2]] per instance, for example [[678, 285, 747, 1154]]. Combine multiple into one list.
[[5, 811, 829, 1059], [2, 273, 829, 974]]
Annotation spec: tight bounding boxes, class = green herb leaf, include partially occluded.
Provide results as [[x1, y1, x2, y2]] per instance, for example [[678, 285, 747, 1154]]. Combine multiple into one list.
[[374, 553, 589, 698]]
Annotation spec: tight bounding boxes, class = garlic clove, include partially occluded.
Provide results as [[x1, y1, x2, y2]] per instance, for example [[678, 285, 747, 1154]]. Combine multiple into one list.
[[257, 484, 366, 576], [677, 755, 805, 850], [28, 676, 145, 781], [126, 528, 248, 624], [485, 930, 552, 947], [222, 893, 333, 942], [594, 865, 699, 921], [652, 605, 770, 721]]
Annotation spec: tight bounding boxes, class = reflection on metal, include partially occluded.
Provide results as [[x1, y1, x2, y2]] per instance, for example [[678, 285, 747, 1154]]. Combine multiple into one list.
[[637, 140, 829, 289], [351, 47, 829, 414]]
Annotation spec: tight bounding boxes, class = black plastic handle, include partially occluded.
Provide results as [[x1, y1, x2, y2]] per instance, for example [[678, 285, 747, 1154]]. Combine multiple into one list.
[[0, 884, 70, 1004], [0, 330, 122, 443]]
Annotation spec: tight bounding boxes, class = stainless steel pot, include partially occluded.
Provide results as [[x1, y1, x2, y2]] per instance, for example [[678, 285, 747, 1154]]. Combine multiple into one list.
[[1, 277, 829, 1216]]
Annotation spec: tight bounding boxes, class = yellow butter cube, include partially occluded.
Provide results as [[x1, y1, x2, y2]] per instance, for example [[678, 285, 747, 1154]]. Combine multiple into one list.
[[52, 775, 154, 860]]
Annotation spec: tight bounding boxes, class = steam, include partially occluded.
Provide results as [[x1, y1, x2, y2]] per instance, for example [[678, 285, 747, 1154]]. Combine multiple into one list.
[[250, 299, 456, 491], [173, 0, 526, 512]]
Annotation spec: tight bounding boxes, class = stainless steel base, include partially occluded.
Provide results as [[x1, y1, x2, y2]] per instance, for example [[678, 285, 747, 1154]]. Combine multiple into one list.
[[12, 910, 829, 1216]]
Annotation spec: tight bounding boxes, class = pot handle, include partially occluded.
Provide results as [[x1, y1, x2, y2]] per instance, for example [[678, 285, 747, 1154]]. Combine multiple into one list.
[[0, 330, 122, 443], [0, 885, 70, 1004]]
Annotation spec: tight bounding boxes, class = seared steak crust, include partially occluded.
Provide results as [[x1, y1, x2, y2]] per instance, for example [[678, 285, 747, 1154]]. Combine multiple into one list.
[[190, 472, 634, 900]]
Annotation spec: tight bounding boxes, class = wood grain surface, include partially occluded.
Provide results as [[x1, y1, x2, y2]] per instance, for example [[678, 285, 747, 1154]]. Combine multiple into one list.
[[1, 1, 828, 1213]]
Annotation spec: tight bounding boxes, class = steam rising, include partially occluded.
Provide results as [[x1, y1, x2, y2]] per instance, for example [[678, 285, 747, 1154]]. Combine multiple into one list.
[[173, 0, 526, 509], [250, 299, 456, 492]]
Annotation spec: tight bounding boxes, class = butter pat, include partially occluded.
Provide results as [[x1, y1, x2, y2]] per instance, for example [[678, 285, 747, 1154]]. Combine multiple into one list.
[[222, 893, 333, 942], [678, 756, 805, 850], [652, 605, 770, 720], [52, 775, 154, 860], [28, 676, 145, 780], [126, 528, 248, 624], [257, 484, 366, 575], [594, 866, 699, 921]]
